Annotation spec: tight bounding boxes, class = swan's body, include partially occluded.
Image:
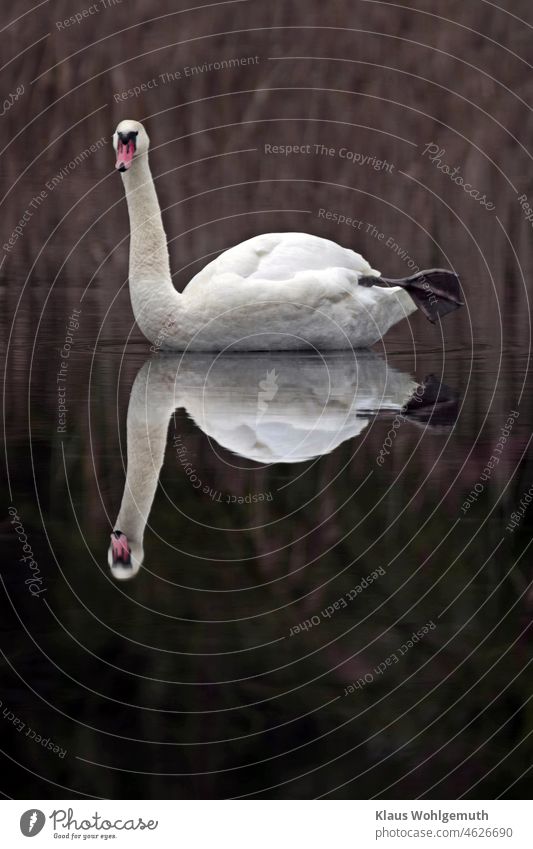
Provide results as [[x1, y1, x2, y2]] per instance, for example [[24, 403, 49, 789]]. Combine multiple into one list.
[[113, 121, 461, 351], [170, 230, 418, 351], [108, 352, 421, 578], [172, 232, 416, 351]]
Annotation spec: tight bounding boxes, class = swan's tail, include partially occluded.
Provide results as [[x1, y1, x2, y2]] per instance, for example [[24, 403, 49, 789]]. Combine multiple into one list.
[[359, 269, 463, 323]]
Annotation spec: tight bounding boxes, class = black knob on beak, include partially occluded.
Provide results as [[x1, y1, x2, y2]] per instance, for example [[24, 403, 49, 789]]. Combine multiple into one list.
[[117, 130, 138, 148]]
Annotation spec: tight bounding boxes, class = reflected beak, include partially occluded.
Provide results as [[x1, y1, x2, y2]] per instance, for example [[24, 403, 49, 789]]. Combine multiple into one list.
[[110, 530, 131, 564]]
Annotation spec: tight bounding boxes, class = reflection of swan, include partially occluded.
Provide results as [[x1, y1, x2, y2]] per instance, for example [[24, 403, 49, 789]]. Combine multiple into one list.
[[177, 353, 418, 464], [113, 119, 462, 352], [108, 352, 441, 580]]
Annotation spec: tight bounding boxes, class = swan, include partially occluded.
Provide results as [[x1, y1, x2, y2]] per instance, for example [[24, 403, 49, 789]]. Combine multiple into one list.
[[108, 352, 457, 580], [113, 120, 463, 352]]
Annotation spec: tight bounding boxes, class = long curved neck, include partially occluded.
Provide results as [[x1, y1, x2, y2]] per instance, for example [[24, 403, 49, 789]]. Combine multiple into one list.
[[121, 155, 182, 343]]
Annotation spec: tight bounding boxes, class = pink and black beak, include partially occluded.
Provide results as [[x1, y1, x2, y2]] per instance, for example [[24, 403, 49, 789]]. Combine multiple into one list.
[[115, 130, 138, 172], [110, 530, 131, 566]]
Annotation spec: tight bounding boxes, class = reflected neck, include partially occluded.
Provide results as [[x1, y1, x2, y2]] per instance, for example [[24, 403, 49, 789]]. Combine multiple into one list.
[[114, 361, 174, 544]]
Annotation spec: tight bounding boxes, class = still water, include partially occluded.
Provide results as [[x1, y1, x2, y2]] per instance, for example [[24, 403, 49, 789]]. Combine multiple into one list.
[[2, 286, 532, 799]]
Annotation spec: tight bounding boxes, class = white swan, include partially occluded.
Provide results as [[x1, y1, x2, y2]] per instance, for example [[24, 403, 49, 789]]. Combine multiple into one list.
[[113, 120, 462, 352], [108, 352, 455, 579]]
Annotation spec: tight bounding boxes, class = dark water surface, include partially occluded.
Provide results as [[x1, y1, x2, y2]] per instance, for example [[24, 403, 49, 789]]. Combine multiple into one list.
[[2, 287, 532, 799]]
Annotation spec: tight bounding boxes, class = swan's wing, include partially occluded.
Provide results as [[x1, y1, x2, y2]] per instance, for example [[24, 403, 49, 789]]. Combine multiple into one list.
[[185, 232, 380, 294], [179, 233, 414, 351]]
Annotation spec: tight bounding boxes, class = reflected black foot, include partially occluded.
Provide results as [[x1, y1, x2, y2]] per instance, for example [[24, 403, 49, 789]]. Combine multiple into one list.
[[359, 269, 463, 323], [403, 374, 460, 427]]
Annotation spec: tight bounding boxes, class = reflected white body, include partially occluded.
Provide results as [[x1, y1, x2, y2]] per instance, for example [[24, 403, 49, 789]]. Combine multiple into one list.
[[116, 120, 417, 351], [109, 352, 418, 577]]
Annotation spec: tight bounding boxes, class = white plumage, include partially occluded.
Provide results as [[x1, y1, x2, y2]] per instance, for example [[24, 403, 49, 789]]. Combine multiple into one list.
[[113, 120, 419, 352], [180, 232, 416, 351]]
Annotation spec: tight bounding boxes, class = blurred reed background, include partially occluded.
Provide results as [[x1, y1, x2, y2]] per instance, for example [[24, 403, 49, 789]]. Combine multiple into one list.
[[3, 0, 533, 431], [3, 0, 533, 521]]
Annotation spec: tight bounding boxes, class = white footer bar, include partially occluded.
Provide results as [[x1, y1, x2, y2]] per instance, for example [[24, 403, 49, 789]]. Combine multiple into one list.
[[1, 800, 529, 848]]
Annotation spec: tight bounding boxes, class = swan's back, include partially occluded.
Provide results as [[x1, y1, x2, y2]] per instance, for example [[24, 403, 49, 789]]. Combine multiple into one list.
[[185, 232, 379, 293]]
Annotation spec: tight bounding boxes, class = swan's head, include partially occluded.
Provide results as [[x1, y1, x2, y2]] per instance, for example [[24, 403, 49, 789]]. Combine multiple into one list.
[[107, 530, 143, 581], [113, 119, 149, 173]]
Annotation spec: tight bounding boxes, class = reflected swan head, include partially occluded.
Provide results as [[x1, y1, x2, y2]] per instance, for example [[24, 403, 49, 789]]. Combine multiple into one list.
[[107, 531, 143, 580], [113, 119, 149, 173]]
